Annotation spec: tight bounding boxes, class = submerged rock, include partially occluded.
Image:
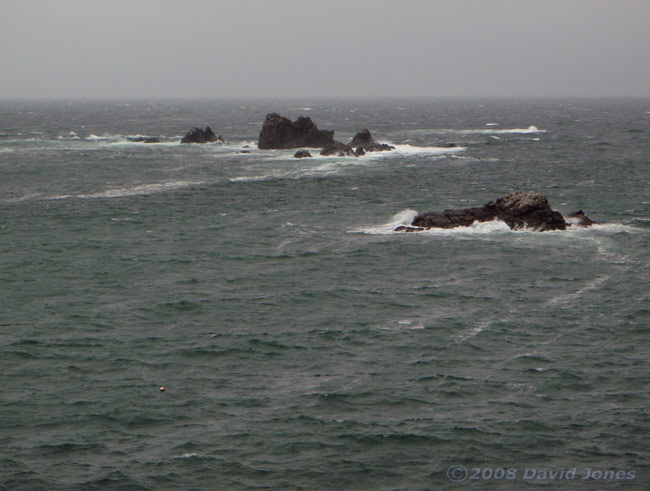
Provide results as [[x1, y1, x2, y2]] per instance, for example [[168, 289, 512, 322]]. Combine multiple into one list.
[[128, 136, 160, 143], [181, 126, 224, 144], [293, 150, 312, 158], [349, 129, 395, 152], [395, 191, 593, 232], [258, 113, 335, 149], [567, 210, 596, 227]]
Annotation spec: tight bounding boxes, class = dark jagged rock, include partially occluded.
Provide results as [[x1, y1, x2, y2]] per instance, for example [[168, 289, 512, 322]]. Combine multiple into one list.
[[355, 147, 365, 156], [293, 150, 312, 158], [258, 113, 335, 149], [440, 143, 458, 148], [320, 141, 357, 157], [396, 191, 580, 232], [567, 210, 596, 227], [349, 128, 373, 147], [349, 129, 395, 152], [181, 126, 224, 144]]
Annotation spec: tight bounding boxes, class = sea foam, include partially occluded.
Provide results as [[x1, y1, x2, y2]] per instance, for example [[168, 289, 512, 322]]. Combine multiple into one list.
[[47, 180, 208, 200], [352, 212, 512, 235], [407, 125, 545, 135]]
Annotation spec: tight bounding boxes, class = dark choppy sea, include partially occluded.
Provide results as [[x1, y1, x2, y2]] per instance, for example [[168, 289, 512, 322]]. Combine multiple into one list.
[[1, 99, 649, 490]]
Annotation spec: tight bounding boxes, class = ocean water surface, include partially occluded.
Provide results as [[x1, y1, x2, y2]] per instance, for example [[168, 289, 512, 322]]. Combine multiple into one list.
[[1, 98, 649, 489]]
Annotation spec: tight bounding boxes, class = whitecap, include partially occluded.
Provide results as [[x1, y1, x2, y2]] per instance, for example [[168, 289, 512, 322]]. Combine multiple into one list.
[[354, 216, 513, 235], [229, 175, 279, 183], [254, 143, 464, 163], [349, 209, 418, 234], [454, 322, 491, 342], [407, 126, 545, 136], [48, 180, 208, 200], [388, 144, 465, 156], [354, 214, 642, 238], [565, 223, 641, 235], [173, 453, 214, 460], [397, 319, 425, 330], [416, 220, 513, 235]]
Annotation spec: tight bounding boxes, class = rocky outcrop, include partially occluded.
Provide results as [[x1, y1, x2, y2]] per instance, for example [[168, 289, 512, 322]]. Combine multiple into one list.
[[181, 126, 224, 144], [128, 136, 160, 143], [320, 142, 357, 157], [319, 142, 369, 157], [294, 150, 312, 158], [349, 129, 395, 152], [258, 113, 335, 149], [395, 191, 594, 232], [567, 210, 596, 227]]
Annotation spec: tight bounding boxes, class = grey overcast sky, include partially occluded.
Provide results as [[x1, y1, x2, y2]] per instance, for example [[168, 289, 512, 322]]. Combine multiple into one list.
[[1, 0, 649, 98]]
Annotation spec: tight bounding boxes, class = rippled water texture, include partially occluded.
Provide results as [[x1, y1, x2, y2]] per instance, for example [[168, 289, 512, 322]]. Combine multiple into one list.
[[1, 99, 649, 489]]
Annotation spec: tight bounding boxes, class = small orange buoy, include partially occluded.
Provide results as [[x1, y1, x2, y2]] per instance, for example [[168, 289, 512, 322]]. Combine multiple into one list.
[[159, 386, 165, 392]]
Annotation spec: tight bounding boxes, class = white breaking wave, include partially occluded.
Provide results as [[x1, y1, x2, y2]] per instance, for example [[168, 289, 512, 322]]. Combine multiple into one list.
[[48, 180, 208, 200], [455, 321, 492, 342], [173, 453, 215, 460], [387, 144, 465, 156], [83, 133, 177, 145], [349, 209, 419, 234], [353, 209, 644, 237], [408, 125, 545, 135], [489, 125, 544, 134], [258, 143, 464, 162], [564, 222, 641, 235], [408, 219, 513, 235], [229, 175, 278, 183], [352, 213, 513, 235]]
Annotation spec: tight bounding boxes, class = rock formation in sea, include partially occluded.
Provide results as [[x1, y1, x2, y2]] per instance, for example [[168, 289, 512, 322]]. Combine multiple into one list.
[[128, 136, 160, 143], [395, 191, 595, 232], [181, 126, 224, 144], [348, 129, 395, 152], [566, 210, 596, 227], [320, 142, 358, 157], [319, 129, 395, 156], [293, 150, 312, 158], [258, 113, 335, 149]]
